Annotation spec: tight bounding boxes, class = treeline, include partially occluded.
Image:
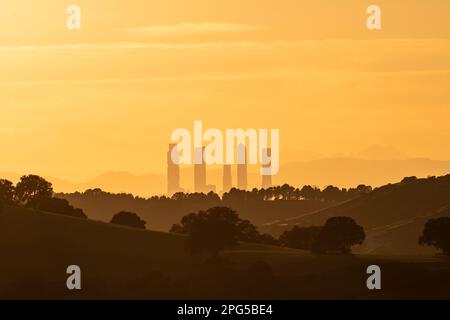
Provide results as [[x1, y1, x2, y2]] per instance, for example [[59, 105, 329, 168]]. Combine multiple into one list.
[[0, 175, 154, 229], [0, 175, 86, 219], [222, 184, 372, 202], [57, 184, 371, 230], [56, 175, 446, 206], [58, 183, 373, 204], [168, 183, 372, 202]]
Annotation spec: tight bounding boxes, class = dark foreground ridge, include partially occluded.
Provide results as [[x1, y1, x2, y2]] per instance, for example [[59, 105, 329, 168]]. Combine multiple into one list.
[[1, 204, 449, 299]]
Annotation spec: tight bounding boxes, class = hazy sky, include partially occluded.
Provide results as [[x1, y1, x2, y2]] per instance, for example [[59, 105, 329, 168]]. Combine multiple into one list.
[[1, 0, 450, 181]]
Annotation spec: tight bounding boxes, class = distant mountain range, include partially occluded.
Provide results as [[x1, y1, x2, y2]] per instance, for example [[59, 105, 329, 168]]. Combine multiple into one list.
[[1, 157, 450, 197], [276, 158, 450, 188]]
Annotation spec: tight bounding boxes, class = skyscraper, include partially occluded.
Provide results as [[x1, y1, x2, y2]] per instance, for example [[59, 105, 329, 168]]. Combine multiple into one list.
[[237, 144, 247, 190], [194, 146, 207, 192], [167, 143, 180, 195], [261, 148, 272, 188], [223, 164, 232, 193]]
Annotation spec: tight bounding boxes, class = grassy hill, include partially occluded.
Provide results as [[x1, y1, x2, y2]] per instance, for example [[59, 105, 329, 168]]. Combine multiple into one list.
[[262, 175, 450, 255], [1, 204, 450, 299]]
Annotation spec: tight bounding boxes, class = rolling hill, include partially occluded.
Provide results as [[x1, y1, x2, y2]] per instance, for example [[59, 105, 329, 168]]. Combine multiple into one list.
[[1, 204, 450, 299], [262, 175, 450, 255]]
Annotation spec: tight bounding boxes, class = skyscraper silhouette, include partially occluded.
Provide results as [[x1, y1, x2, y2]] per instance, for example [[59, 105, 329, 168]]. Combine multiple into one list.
[[261, 148, 272, 188], [223, 164, 232, 193], [194, 146, 207, 192], [237, 144, 247, 190], [167, 143, 180, 195]]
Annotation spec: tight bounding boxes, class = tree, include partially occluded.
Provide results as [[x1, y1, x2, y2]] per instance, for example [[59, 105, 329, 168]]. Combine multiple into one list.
[[15, 175, 53, 207], [110, 211, 146, 229], [169, 212, 201, 234], [280, 184, 295, 200], [0, 179, 15, 204], [347, 184, 372, 198], [312, 217, 365, 254], [236, 219, 260, 242], [322, 185, 344, 202], [280, 226, 322, 250], [185, 207, 240, 258], [300, 185, 320, 200], [402, 176, 418, 184], [37, 197, 87, 219], [171, 192, 186, 201], [170, 206, 272, 245], [419, 217, 450, 255], [356, 184, 372, 194]]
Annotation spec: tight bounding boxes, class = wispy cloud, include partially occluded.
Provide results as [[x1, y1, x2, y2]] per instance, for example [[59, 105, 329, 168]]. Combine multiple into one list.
[[2, 69, 450, 87], [0, 41, 272, 52], [123, 22, 261, 38], [1, 38, 450, 53]]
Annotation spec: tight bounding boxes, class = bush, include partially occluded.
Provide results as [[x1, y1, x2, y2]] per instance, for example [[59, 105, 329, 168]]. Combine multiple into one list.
[[37, 197, 87, 219], [15, 175, 53, 207], [173, 207, 241, 257], [279, 226, 322, 250], [312, 217, 365, 254], [171, 206, 273, 245], [110, 211, 146, 229], [186, 207, 240, 257], [419, 217, 450, 255], [0, 179, 15, 204]]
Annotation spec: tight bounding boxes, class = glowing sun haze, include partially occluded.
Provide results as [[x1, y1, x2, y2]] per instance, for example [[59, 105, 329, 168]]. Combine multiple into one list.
[[0, 0, 450, 183]]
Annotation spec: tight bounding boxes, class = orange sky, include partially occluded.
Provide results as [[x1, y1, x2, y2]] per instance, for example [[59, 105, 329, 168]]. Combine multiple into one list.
[[0, 0, 450, 182]]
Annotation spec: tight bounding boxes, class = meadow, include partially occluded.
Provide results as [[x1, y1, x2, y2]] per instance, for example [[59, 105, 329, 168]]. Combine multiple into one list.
[[1, 205, 448, 299]]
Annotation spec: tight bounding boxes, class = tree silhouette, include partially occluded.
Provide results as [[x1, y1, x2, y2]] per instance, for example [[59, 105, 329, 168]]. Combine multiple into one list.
[[110, 211, 146, 229], [322, 185, 344, 202], [312, 217, 365, 254], [170, 206, 275, 244], [0, 179, 15, 204], [236, 219, 260, 242], [419, 217, 450, 255], [185, 207, 240, 258], [280, 226, 322, 250], [15, 175, 53, 207], [280, 184, 295, 200], [37, 197, 87, 219], [299, 185, 321, 200], [169, 212, 200, 234], [356, 184, 372, 194]]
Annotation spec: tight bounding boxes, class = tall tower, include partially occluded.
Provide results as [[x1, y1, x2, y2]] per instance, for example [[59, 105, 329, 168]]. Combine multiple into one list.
[[223, 164, 232, 193], [194, 146, 206, 192], [167, 143, 180, 195], [237, 144, 248, 190], [261, 148, 272, 188]]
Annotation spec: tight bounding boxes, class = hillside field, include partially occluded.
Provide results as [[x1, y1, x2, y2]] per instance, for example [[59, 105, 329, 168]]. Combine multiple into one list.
[[0, 205, 449, 299]]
